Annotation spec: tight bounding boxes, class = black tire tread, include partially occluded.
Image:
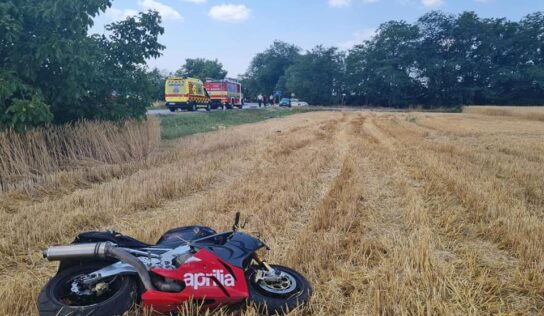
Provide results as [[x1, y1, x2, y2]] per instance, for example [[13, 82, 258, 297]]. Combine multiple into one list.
[[38, 263, 136, 316], [246, 265, 312, 316]]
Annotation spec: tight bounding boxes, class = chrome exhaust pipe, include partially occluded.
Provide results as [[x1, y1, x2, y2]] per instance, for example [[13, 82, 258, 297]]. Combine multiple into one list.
[[43, 242, 111, 261], [43, 242, 156, 291]]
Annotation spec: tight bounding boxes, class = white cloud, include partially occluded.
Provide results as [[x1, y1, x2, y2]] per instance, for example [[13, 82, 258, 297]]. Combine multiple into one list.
[[105, 8, 139, 21], [329, 0, 352, 7], [183, 0, 207, 4], [329, 0, 380, 7], [421, 0, 444, 7], [138, 0, 183, 21], [208, 4, 251, 23], [338, 28, 376, 49]]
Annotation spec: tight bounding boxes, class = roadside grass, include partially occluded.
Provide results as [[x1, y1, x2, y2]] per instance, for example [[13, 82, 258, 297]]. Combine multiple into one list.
[[160, 107, 316, 140], [464, 105, 544, 121]]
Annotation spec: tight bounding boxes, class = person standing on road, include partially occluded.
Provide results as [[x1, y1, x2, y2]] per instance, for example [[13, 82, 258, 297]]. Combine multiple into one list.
[[258, 94, 263, 107], [269, 94, 274, 106]]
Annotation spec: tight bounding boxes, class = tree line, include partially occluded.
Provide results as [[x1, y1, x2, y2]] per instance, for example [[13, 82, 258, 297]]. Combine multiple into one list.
[[241, 11, 544, 108], [1, 3, 542, 131]]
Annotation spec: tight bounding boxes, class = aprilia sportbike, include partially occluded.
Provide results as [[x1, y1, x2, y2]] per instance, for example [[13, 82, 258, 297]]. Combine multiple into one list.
[[38, 213, 311, 315]]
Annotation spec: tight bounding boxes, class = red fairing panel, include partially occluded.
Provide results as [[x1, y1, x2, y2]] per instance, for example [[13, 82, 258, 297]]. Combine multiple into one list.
[[141, 249, 249, 313]]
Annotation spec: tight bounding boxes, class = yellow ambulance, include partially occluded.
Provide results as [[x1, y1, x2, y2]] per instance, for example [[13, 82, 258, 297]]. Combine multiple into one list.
[[165, 77, 211, 112]]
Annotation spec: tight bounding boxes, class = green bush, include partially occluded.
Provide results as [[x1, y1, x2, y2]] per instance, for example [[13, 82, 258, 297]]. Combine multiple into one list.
[[3, 96, 53, 132], [0, 1, 165, 129]]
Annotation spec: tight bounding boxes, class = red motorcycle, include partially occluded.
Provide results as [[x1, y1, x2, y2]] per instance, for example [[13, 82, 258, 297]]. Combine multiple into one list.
[[38, 213, 311, 315]]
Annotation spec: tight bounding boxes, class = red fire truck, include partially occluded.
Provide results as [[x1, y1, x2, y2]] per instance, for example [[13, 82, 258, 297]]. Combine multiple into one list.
[[204, 79, 243, 109]]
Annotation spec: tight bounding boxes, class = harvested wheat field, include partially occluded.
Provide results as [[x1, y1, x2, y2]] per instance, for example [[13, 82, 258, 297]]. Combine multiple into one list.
[[1, 109, 544, 315]]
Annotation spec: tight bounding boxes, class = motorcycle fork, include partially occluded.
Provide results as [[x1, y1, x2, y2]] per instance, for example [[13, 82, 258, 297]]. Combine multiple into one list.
[[252, 253, 282, 283], [253, 252, 273, 271]]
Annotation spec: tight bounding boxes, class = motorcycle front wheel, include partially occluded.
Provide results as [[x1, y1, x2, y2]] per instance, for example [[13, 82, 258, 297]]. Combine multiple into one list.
[[246, 265, 312, 315], [38, 263, 136, 316]]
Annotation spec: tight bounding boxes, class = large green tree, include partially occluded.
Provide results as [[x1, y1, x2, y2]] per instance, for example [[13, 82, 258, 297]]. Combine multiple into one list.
[[284, 46, 345, 105], [0, 0, 165, 130], [147, 68, 168, 101], [242, 41, 300, 98], [414, 11, 462, 106], [494, 12, 544, 104], [346, 21, 422, 107], [175, 58, 227, 82]]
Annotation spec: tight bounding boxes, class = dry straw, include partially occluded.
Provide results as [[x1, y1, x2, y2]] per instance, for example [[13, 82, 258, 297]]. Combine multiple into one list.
[[0, 119, 160, 193], [1, 110, 543, 315]]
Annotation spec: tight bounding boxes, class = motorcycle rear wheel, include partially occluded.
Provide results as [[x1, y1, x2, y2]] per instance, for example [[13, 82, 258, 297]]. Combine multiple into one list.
[[246, 265, 312, 315], [38, 263, 136, 316]]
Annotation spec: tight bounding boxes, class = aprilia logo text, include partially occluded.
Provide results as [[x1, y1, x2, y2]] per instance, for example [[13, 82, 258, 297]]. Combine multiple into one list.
[[184, 270, 235, 289]]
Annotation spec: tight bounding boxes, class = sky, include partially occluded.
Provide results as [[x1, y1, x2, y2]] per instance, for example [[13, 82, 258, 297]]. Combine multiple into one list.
[[90, 0, 543, 77]]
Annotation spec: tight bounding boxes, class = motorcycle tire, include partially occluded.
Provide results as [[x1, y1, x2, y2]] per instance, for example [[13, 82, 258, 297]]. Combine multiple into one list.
[[246, 265, 312, 315], [38, 263, 136, 316]]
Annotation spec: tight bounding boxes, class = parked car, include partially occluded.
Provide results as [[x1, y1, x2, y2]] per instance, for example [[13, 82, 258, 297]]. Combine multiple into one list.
[[279, 98, 292, 107], [279, 98, 309, 107]]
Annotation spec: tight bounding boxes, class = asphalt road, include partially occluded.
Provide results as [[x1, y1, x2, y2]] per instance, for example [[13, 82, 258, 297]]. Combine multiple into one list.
[[147, 103, 264, 115]]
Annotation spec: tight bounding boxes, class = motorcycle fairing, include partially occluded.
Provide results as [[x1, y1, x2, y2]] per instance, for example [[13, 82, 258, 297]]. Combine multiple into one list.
[[158, 226, 217, 245], [143, 249, 249, 313], [196, 232, 266, 268]]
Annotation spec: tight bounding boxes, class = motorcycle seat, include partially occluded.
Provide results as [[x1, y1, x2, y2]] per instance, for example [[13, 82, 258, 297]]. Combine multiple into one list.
[[73, 226, 217, 249], [74, 231, 152, 248]]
